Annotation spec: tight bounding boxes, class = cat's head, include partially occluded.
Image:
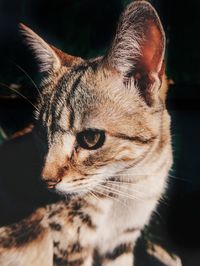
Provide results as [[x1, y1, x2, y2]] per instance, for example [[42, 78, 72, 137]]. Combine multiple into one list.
[[20, 1, 170, 196]]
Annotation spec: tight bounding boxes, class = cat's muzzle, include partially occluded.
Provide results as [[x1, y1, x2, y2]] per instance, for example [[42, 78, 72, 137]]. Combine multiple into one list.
[[43, 178, 62, 189]]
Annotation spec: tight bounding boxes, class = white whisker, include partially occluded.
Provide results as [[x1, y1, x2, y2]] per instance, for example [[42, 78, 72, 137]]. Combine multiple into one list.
[[168, 174, 191, 183], [92, 188, 128, 207], [11, 61, 43, 103], [89, 191, 100, 201], [105, 181, 146, 196], [0, 82, 39, 112], [97, 183, 144, 202]]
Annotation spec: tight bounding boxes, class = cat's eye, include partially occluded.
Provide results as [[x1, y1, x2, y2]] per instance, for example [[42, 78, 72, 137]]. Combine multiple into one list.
[[76, 129, 105, 150]]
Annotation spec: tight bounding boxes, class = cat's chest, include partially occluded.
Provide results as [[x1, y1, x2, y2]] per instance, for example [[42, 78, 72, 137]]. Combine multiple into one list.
[[94, 195, 159, 252], [48, 192, 158, 254], [96, 198, 133, 229]]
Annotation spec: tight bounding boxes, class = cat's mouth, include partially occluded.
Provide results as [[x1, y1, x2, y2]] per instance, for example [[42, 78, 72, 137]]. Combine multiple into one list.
[[43, 178, 62, 190], [45, 178, 62, 189], [42, 173, 102, 196]]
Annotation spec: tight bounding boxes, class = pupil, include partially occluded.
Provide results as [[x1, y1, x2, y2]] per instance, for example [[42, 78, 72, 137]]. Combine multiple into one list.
[[76, 129, 105, 150], [84, 132, 99, 146]]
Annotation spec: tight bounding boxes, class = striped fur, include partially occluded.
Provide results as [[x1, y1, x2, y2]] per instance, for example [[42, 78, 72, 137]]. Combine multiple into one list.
[[0, 1, 172, 265]]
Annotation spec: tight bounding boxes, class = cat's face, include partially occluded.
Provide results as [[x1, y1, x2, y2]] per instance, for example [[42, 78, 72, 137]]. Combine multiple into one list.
[[21, 1, 169, 196]]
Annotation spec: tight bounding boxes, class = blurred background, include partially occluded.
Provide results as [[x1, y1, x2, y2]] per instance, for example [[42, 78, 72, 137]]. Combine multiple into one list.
[[0, 0, 200, 265]]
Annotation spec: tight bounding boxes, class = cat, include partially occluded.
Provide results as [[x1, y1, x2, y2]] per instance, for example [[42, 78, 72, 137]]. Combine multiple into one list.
[[0, 1, 172, 266]]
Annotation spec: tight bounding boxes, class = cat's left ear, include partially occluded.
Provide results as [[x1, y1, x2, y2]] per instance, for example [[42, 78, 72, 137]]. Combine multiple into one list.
[[19, 23, 79, 73], [103, 1, 166, 105]]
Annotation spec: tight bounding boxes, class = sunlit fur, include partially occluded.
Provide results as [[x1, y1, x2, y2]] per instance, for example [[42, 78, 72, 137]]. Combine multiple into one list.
[[39, 66, 171, 197], [0, 1, 172, 266]]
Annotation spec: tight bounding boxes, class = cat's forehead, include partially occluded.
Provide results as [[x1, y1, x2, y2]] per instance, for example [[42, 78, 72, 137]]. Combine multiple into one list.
[[71, 63, 138, 101], [61, 60, 142, 110], [42, 60, 150, 135]]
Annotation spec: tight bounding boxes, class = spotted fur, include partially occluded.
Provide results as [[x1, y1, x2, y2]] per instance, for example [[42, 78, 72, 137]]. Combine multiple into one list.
[[0, 1, 172, 266]]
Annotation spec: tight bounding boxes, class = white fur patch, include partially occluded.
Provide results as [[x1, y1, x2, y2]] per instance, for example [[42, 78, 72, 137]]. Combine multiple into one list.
[[62, 134, 75, 158], [104, 253, 133, 266]]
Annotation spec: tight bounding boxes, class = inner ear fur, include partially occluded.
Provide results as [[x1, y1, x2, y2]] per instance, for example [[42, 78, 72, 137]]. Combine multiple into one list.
[[103, 1, 166, 105]]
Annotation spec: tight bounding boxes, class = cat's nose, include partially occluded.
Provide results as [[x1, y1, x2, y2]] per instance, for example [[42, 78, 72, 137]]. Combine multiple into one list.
[[41, 162, 63, 189], [43, 177, 62, 189]]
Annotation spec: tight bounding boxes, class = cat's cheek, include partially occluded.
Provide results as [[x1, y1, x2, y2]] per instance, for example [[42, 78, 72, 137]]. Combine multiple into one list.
[[75, 148, 90, 162], [115, 144, 150, 162]]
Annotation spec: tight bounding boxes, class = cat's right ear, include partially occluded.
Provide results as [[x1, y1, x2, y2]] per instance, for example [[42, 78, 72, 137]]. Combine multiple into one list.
[[19, 23, 78, 73]]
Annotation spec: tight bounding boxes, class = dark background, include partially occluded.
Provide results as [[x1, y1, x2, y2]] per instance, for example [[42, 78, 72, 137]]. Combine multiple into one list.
[[0, 0, 200, 265]]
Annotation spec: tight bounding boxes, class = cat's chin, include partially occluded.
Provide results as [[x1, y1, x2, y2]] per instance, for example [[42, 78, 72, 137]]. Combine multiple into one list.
[[54, 182, 89, 198], [53, 190, 82, 200]]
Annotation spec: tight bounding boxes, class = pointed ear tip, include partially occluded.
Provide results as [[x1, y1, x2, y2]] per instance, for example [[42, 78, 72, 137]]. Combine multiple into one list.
[[131, 0, 154, 8], [130, 1, 165, 32], [19, 23, 30, 35], [19, 23, 35, 37], [129, 1, 158, 15], [19, 23, 27, 31]]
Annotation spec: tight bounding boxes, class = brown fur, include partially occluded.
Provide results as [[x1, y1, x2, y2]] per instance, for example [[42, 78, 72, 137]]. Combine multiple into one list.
[[0, 2, 172, 266]]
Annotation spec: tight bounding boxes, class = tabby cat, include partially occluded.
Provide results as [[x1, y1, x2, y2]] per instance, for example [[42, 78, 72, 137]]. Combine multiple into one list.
[[0, 1, 172, 265]]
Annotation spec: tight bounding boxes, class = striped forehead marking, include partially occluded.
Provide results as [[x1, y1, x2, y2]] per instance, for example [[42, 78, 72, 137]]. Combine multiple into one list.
[[45, 62, 97, 143]]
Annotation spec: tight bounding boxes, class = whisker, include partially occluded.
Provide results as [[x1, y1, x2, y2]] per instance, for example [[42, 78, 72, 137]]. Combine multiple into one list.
[[109, 177, 169, 208], [89, 191, 100, 201], [88, 191, 95, 200], [102, 175, 135, 183], [168, 174, 192, 183], [10, 60, 43, 103], [105, 179, 148, 186], [107, 173, 160, 178], [159, 196, 170, 207], [92, 188, 128, 207], [105, 181, 146, 196], [99, 184, 166, 223], [0, 126, 8, 140], [97, 183, 144, 202], [106, 179, 158, 189], [152, 209, 165, 224], [0, 82, 39, 112]]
